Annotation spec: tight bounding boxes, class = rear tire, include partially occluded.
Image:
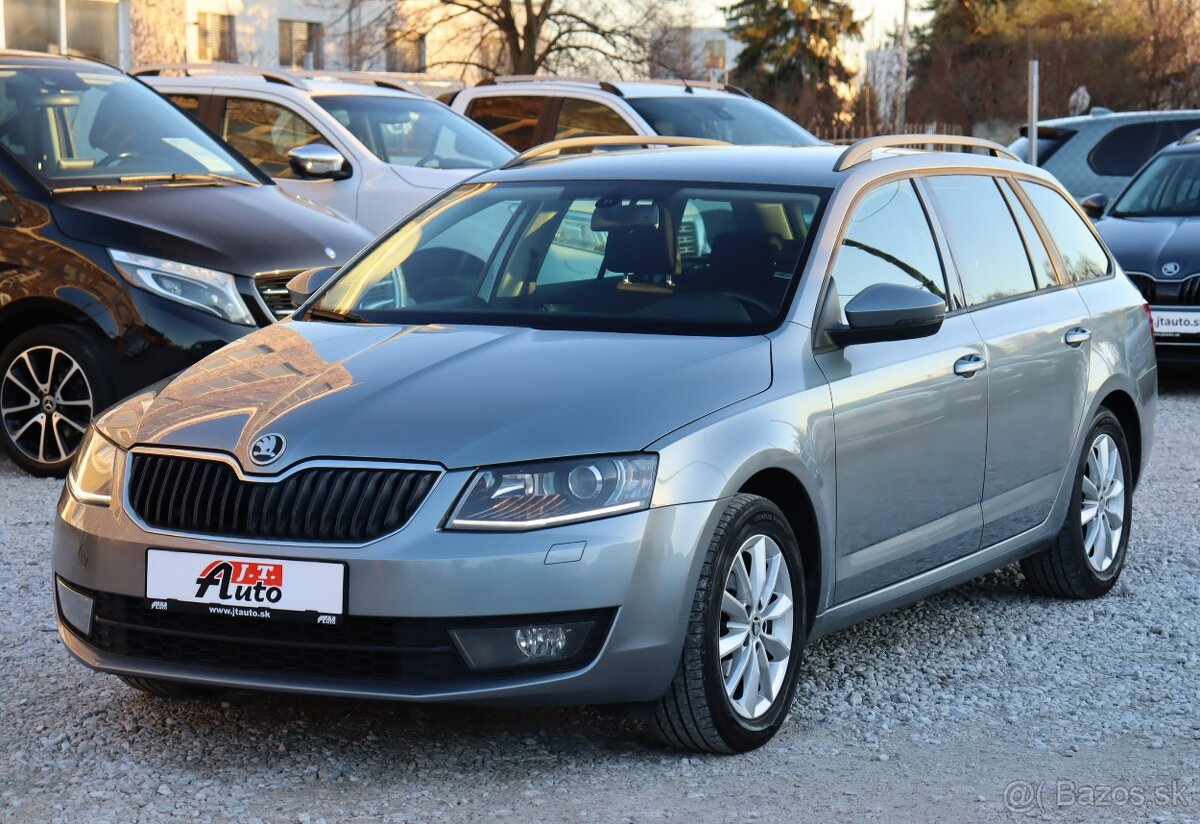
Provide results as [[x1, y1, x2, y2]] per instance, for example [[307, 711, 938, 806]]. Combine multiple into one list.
[[652, 494, 807, 753], [117, 675, 220, 699], [0, 324, 115, 476], [1021, 409, 1132, 599]]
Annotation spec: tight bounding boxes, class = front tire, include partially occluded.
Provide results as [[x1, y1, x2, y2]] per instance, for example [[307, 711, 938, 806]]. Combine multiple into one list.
[[0, 324, 115, 476], [117, 675, 220, 699], [1021, 409, 1133, 598], [652, 494, 807, 753]]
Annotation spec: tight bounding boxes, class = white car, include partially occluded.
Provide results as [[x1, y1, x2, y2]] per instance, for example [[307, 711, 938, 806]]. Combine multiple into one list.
[[137, 65, 515, 234], [443, 76, 822, 151]]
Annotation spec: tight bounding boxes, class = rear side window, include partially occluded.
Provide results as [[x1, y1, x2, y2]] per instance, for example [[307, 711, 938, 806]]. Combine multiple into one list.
[[926, 175, 1037, 305], [1020, 181, 1111, 281], [221, 97, 324, 178], [553, 98, 635, 140], [465, 96, 544, 151], [1088, 123, 1164, 177], [168, 95, 201, 116], [830, 179, 947, 315], [998, 180, 1058, 289]]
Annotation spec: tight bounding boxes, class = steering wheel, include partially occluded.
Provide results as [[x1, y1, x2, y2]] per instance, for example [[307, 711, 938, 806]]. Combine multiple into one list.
[[414, 155, 441, 168], [96, 151, 135, 167]]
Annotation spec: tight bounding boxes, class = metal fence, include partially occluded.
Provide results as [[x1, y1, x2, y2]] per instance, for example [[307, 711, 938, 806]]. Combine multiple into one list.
[[808, 122, 965, 145]]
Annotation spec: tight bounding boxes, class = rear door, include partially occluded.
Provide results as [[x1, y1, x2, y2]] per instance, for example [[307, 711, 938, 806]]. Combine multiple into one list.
[[924, 174, 1091, 547], [815, 178, 988, 603], [462, 95, 551, 151]]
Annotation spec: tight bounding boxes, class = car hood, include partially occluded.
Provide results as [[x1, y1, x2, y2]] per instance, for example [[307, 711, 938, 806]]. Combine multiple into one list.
[[390, 164, 483, 191], [1096, 214, 1200, 277], [118, 321, 772, 469], [51, 184, 374, 275]]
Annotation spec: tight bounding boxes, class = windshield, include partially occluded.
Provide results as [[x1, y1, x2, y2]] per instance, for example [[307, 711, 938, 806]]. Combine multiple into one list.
[[627, 96, 821, 146], [0, 67, 257, 187], [315, 94, 513, 170], [312, 180, 828, 335], [1111, 153, 1200, 216]]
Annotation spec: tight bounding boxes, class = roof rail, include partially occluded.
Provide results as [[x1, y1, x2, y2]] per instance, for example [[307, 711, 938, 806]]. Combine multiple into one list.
[[292, 69, 420, 95], [501, 135, 727, 170], [482, 74, 624, 96], [834, 134, 1020, 172], [646, 78, 752, 98], [131, 63, 307, 89]]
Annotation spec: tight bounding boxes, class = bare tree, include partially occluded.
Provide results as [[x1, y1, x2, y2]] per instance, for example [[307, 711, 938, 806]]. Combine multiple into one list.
[[130, 0, 187, 64]]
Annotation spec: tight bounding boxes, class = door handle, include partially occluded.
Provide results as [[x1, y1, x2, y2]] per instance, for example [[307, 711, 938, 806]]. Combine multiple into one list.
[[1064, 327, 1092, 346], [953, 354, 987, 377]]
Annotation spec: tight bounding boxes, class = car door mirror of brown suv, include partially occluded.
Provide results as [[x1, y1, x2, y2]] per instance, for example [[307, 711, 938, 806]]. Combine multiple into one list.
[[828, 282, 947, 347]]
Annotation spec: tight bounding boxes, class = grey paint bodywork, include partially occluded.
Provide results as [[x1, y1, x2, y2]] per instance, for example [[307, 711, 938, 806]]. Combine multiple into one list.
[[53, 145, 1157, 706]]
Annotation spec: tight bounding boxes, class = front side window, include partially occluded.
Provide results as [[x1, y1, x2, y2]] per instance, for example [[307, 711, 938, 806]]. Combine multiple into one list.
[[830, 179, 946, 315], [0, 68, 257, 187], [312, 181, 828, 335], [465, 96, 544, 152], [315, 95, 511, 169], [1023, 180, 1111, 281], [553, 99, 636, 140], [926, 175, 1038, 305], [626, 96, 820, 146], [221, 98, 324, 178]]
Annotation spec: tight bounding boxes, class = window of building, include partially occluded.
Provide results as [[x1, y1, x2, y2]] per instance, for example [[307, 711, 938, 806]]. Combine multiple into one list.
[[830, 179, 947, 317], [279, 20, 324, 69], [197, 12, 237, 63], [926, 175, 1038, 305], [5, 0, 119, 64], [386, 30, 426, 73]]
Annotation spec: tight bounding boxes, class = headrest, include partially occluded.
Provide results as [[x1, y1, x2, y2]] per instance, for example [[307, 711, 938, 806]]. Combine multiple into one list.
[[598, 206, 677, 276]]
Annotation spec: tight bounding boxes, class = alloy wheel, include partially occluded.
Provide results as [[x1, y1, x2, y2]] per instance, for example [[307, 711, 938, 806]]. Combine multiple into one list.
[[1081, 432, 1125, 574], [719, 533, 795, 720], [1, 345, 93, 466]]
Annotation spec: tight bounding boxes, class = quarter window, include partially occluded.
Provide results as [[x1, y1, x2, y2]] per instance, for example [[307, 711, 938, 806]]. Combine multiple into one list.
[[1020, 181, 1111, 281], [926, 175, 1037, 305], [465, 96, 544, 152], [1088, 123, 1163, 177], [830, 179, 947, 316], [999, 179, 1058, 289], [221, 98, 325, 179], [553, 99, 635, 140]]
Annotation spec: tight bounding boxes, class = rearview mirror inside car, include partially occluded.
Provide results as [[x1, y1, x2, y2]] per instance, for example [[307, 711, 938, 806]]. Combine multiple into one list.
[[287, 266, 339, 308], [287, 144, 350, 180], [1080, 193, 1108, 219], [827, 283, 947, 347]]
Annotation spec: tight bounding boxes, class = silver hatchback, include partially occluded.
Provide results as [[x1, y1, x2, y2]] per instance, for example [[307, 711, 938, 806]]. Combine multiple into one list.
[[53, 135, 1156, 753]]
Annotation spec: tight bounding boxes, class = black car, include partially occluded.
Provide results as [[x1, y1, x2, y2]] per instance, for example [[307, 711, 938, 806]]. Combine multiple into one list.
[[0, 52, 372, 475], [1088, 133, 1200, 361]]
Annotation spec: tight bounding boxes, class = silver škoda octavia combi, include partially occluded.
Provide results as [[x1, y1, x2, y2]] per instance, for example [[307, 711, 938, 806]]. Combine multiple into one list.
[[53, 135, 1156, 753]]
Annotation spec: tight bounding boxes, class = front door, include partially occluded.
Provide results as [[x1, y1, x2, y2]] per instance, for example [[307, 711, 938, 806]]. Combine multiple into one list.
[[815, 178, 989, 603]]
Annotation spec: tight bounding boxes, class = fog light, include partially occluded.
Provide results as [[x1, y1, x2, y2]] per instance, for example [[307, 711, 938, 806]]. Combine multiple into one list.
[[515, 625, 567, 659], [56, 577, 94, 636], [449, 620, 595, 670]]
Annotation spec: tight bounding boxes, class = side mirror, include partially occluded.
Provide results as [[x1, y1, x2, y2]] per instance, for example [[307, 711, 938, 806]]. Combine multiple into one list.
[[827, 283, 947, 347], [1080, 193, 1109, 219], [287, 144, 349, 180], [286, 266, 339, 307]]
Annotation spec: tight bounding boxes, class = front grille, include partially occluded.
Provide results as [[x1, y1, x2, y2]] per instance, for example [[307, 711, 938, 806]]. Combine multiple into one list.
[[254, 270, 303, 321], [1127, 272, 1200, 306], [77, 589, 613, 686], [127, 453, 438, 544]]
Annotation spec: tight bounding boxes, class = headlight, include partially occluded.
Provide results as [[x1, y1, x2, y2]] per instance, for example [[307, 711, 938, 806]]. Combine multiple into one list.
[[67, 428, 120, 506], [447, 454, 657, 530], [109, 249, 254, 326]]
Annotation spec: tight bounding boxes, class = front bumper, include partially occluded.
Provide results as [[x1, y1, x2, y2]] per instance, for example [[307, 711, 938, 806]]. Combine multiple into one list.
[[52, 473, 722, 706]]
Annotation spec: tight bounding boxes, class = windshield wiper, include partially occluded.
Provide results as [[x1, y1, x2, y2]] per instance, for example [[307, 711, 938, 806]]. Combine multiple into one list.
[[305, 306, 366, 323], [51, 183, 146, 194], [118, 172, 259, 187]]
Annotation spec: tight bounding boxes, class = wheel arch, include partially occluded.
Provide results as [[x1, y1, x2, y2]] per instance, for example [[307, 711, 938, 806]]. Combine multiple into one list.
[[0, 297, 111, 355], [1097, 388, 1141, 487], [737, 467, 821, 636]]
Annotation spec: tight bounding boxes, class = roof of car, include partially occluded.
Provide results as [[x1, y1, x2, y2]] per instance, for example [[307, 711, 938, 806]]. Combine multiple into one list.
[[469, 77, 753, 100], [1035, 109, 1200, 130], [139, 72, 425, 99], [0, 50, 113, 70], [470, 144, 1032, 189]]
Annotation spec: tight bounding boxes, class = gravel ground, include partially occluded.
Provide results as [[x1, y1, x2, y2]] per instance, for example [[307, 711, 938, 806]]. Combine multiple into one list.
[[2, 370, 1198, 823]]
